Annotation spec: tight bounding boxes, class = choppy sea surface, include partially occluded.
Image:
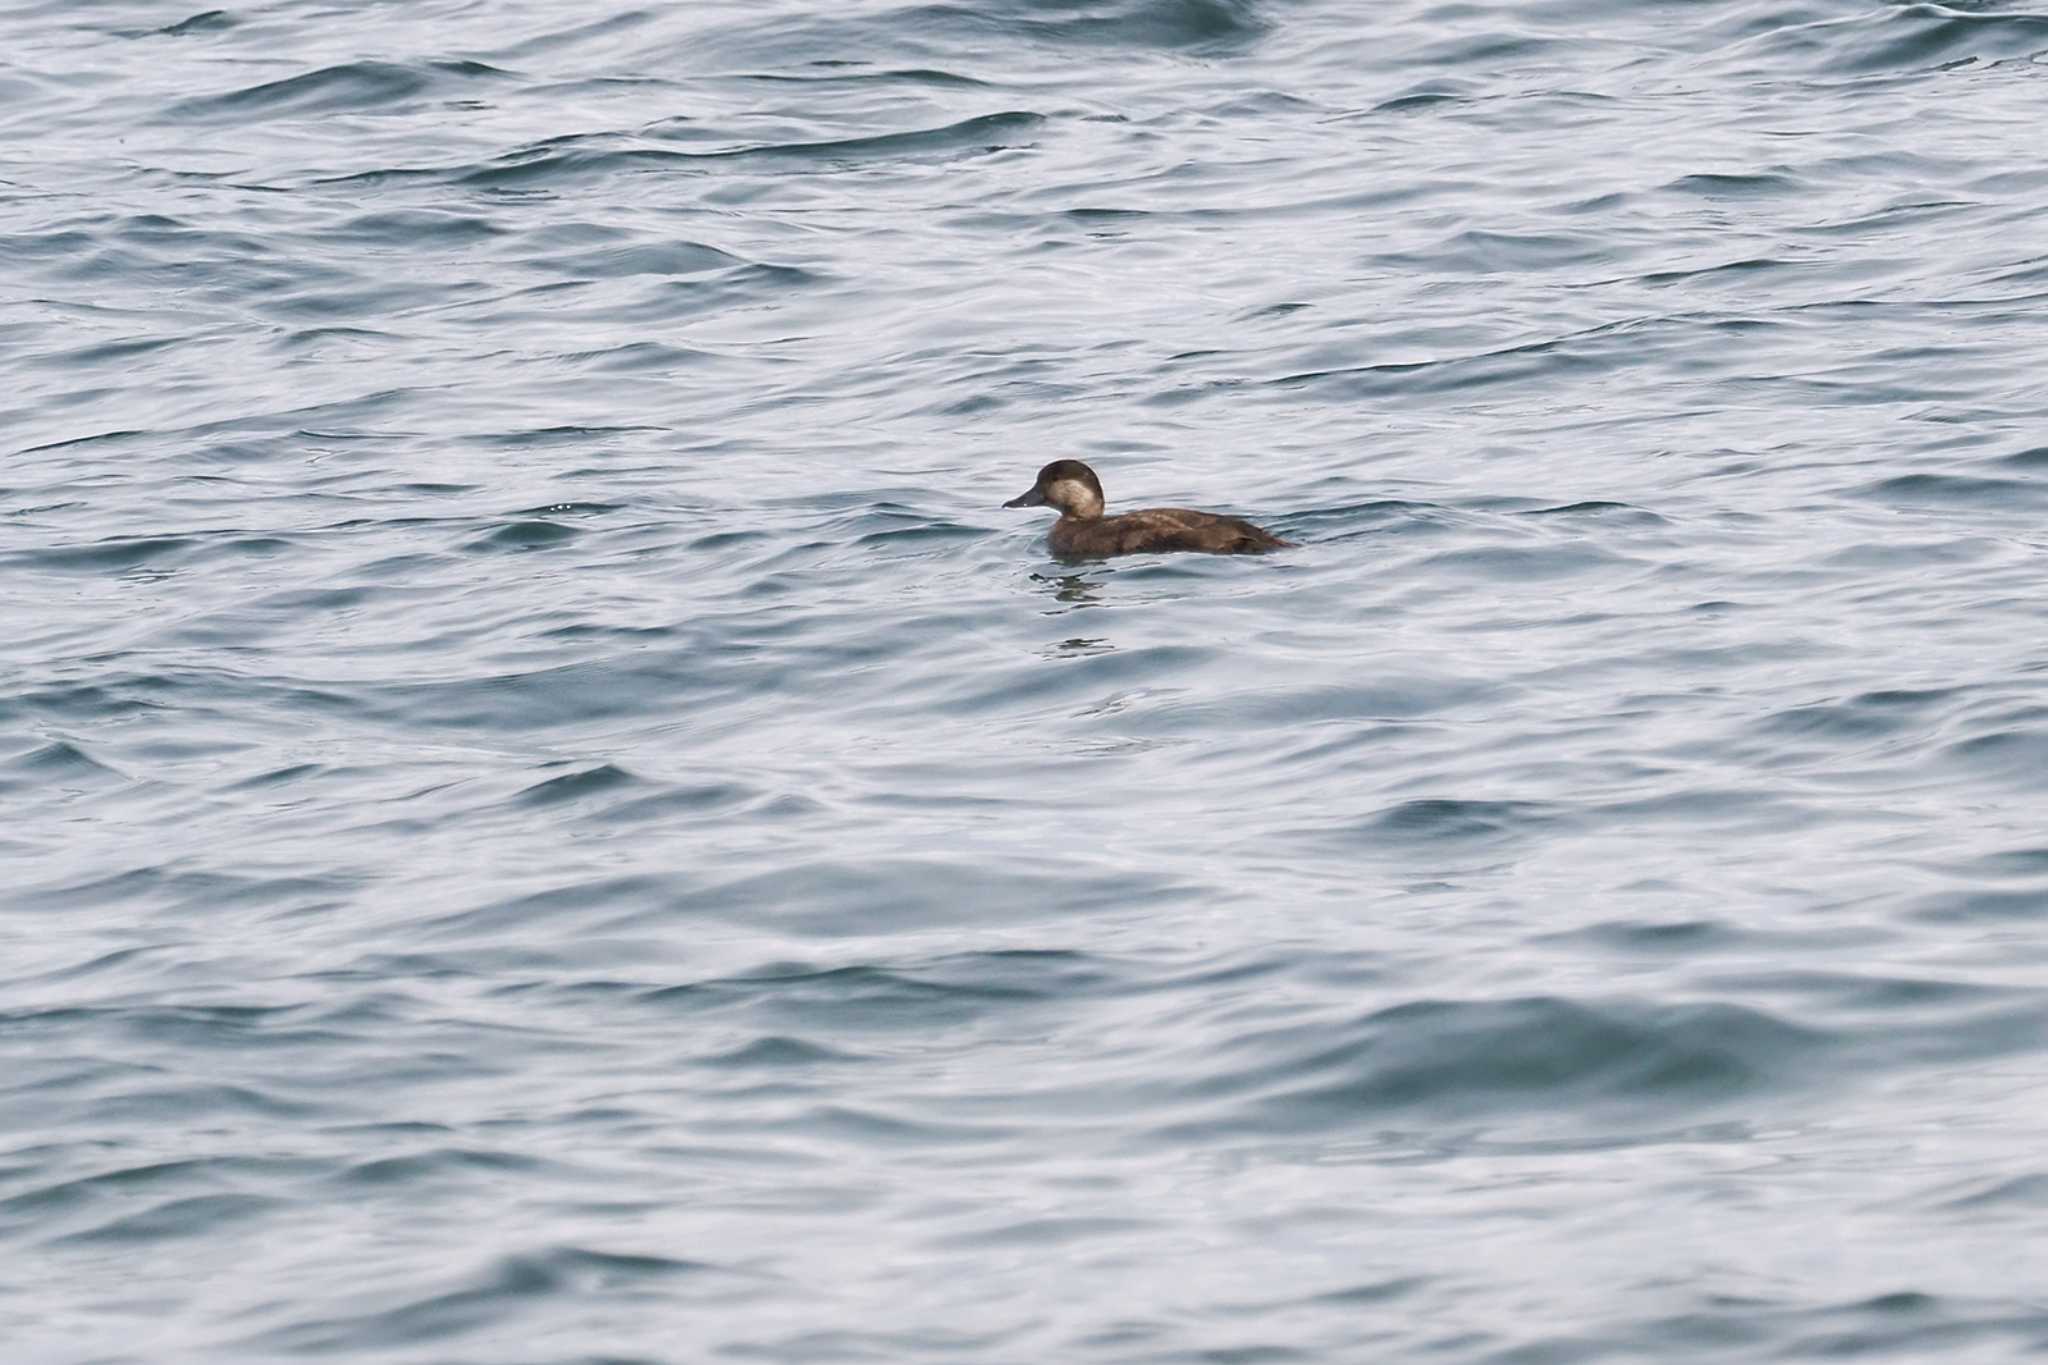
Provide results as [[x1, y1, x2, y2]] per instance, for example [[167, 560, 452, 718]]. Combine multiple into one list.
[[8, 0, 2048, 1359]]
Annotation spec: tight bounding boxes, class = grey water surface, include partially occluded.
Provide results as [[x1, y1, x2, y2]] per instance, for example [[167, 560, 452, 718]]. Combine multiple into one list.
[[7, 0, 2048, 1360]]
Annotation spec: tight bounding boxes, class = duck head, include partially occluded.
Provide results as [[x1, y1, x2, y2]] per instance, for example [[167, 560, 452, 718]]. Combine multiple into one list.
[[1004, 459, 1105, 520]]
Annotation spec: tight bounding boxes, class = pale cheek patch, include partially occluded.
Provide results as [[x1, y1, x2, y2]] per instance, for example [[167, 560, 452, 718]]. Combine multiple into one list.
[[1048, 478, 1102, 515]]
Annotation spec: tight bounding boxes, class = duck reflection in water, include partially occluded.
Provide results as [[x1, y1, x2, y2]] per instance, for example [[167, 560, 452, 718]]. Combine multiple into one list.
[[1032, 571, 1105, 609], [1027, 572, 1113, 656]]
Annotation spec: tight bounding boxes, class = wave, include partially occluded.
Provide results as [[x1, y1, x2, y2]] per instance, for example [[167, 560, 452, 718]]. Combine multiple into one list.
[[167, 59, 511, 123]]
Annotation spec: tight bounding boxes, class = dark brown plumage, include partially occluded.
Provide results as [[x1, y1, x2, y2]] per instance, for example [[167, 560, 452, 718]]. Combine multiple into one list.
[[1003, 459, 1291, 558]]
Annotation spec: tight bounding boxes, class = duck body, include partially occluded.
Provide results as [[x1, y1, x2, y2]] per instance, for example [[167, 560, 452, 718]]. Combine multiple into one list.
[[1004, 459, 1291, 559], [1047, 506, 1290, 557]]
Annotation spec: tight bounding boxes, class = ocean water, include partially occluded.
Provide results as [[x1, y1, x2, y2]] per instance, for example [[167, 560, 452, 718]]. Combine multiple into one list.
[[7, 0, 2048, 1359]]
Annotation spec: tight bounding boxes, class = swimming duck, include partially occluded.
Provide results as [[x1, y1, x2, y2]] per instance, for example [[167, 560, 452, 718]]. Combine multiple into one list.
[[1003, 459, 1291, 558]]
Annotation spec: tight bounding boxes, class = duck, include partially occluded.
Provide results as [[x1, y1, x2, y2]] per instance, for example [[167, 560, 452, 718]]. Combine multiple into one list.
[[1003, 459, 1292, 558]]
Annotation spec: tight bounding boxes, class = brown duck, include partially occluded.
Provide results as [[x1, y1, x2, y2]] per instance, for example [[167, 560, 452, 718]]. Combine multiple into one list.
[[1003, 459, 1292, 558]]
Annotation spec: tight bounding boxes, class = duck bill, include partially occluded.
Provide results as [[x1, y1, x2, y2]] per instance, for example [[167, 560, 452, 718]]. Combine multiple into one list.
[[1004, 487, 1047, 508]]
